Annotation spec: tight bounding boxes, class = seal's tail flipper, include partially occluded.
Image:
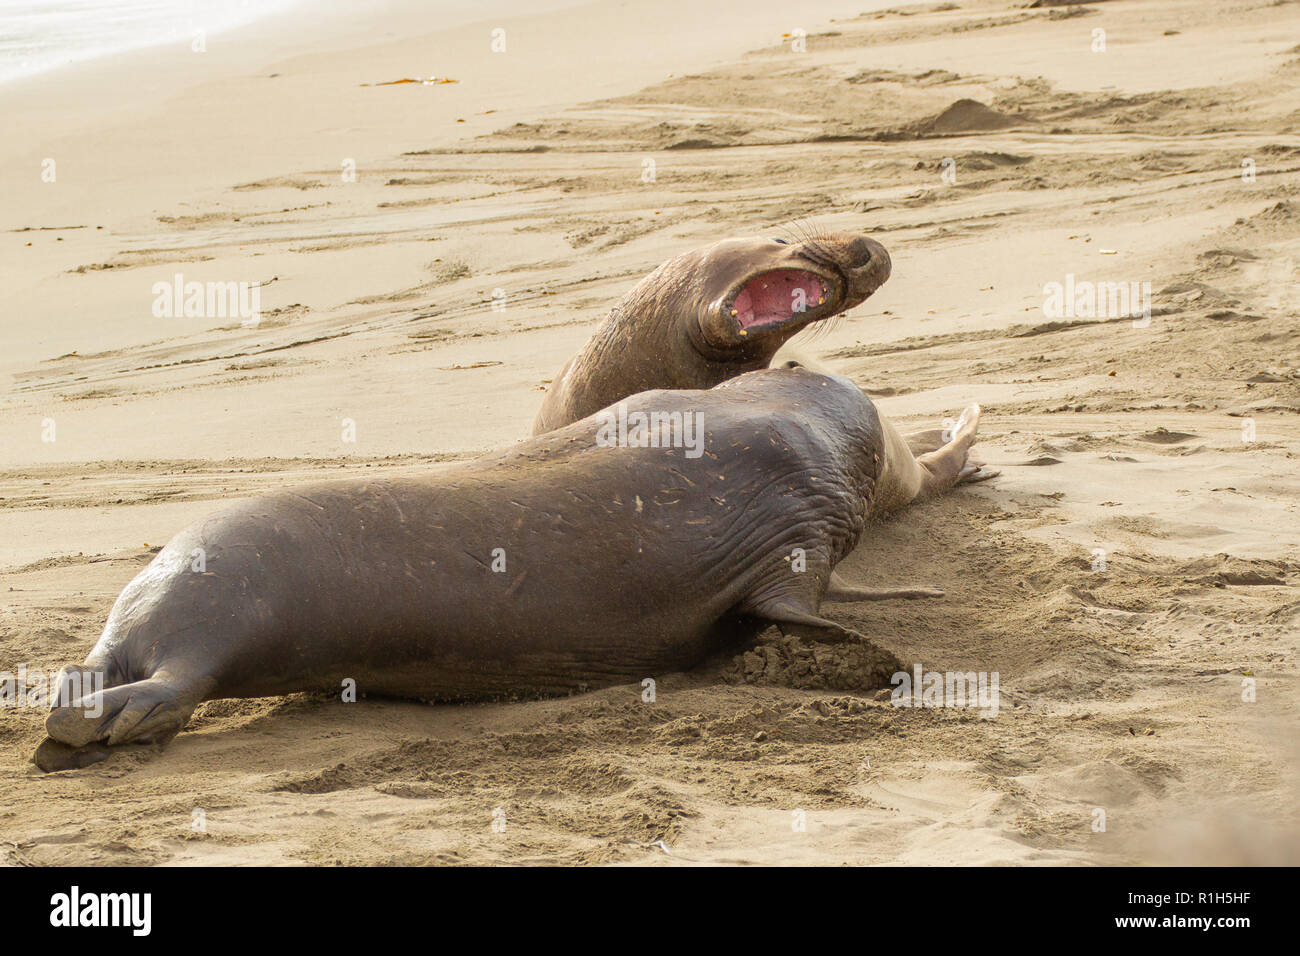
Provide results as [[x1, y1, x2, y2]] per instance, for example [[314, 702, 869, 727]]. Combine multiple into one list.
[[957, 463, 1000, 485], [33, 738, 140, 772], [42, 674, 198, 756], [36, 675, 198, 772]]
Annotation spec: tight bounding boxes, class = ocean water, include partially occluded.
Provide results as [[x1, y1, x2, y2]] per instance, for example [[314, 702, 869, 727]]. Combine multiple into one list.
[[0, 0, 300, 83]]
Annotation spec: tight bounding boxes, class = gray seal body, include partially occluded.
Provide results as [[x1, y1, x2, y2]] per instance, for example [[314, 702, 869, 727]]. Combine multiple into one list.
[[36, 368, 983, 772]]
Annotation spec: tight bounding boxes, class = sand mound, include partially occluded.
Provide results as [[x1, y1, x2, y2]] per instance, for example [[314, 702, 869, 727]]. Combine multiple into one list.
[[1254, 200, 1298, 222], [734, 632, 900, 691], [914, 98, 1022, 135]]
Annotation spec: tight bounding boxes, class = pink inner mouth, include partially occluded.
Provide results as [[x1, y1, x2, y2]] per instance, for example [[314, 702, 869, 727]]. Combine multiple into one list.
[[732, 270, 828, 330]]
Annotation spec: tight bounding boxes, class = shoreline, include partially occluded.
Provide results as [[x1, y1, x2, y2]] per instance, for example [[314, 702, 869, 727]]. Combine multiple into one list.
[[0, 0, 916, 393], [0, 0, 305, 87]]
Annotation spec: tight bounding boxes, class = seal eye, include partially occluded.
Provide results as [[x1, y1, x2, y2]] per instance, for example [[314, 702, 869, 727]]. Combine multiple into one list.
[[771, 237, 789, 245]]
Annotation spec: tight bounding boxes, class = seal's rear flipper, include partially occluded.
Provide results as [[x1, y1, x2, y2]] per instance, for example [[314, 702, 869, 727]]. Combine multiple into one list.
[[45, 675, 198, 750], [34, 738, 115, 772], [33, 737, 162, 773], [958, 464, 999, 485], [915, 404, 983, 498]]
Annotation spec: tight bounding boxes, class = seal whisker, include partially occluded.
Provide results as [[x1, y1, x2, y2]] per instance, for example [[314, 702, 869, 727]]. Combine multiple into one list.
[[789, 218, 818, 248]]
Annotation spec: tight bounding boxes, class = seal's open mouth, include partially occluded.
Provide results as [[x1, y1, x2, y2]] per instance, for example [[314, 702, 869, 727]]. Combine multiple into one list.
[[730, 269, 833, 332]]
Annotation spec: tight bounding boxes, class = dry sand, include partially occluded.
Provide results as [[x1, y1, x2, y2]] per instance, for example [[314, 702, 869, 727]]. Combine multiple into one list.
[[2, 0, 1298, 865]]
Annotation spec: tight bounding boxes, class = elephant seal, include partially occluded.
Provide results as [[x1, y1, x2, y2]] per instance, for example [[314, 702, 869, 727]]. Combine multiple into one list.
[[532, 231, 891, 433], [35, 368, 981, 772]]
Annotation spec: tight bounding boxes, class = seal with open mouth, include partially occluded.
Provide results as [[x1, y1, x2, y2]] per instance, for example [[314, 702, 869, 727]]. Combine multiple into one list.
[[532, 232, 891, 433], [34, 368, 981, 772]]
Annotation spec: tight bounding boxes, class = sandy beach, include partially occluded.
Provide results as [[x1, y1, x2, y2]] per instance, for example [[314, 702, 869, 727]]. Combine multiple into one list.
[[2, 0, 1298, 865]]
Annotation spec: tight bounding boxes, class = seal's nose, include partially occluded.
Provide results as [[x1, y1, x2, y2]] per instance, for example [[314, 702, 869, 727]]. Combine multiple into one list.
[[846, 236, 891, 281]]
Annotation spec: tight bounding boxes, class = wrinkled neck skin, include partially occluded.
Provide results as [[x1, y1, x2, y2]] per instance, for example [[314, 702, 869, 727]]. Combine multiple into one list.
[[715, 368, 887, 545], [579, 253, 775, 402], [809, 385, 888, 536]]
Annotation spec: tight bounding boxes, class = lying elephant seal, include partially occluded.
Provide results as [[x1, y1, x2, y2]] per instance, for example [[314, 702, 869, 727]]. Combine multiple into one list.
[[36, 368, 981, 772], [533, 231, 891, 433]]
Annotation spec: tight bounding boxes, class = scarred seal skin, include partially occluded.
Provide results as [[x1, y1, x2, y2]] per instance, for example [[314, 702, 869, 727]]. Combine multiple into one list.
[[35, 368, 980, 772], [532, 232, 891, 434]]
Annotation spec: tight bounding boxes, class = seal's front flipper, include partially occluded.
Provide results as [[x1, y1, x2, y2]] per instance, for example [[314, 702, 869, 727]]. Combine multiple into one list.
[[765, 605, 864, 644], [824, 572, 944, 603], [745, 567, 903, 644], [751, 601, 906, 683], [753, 600, 876, 646]]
